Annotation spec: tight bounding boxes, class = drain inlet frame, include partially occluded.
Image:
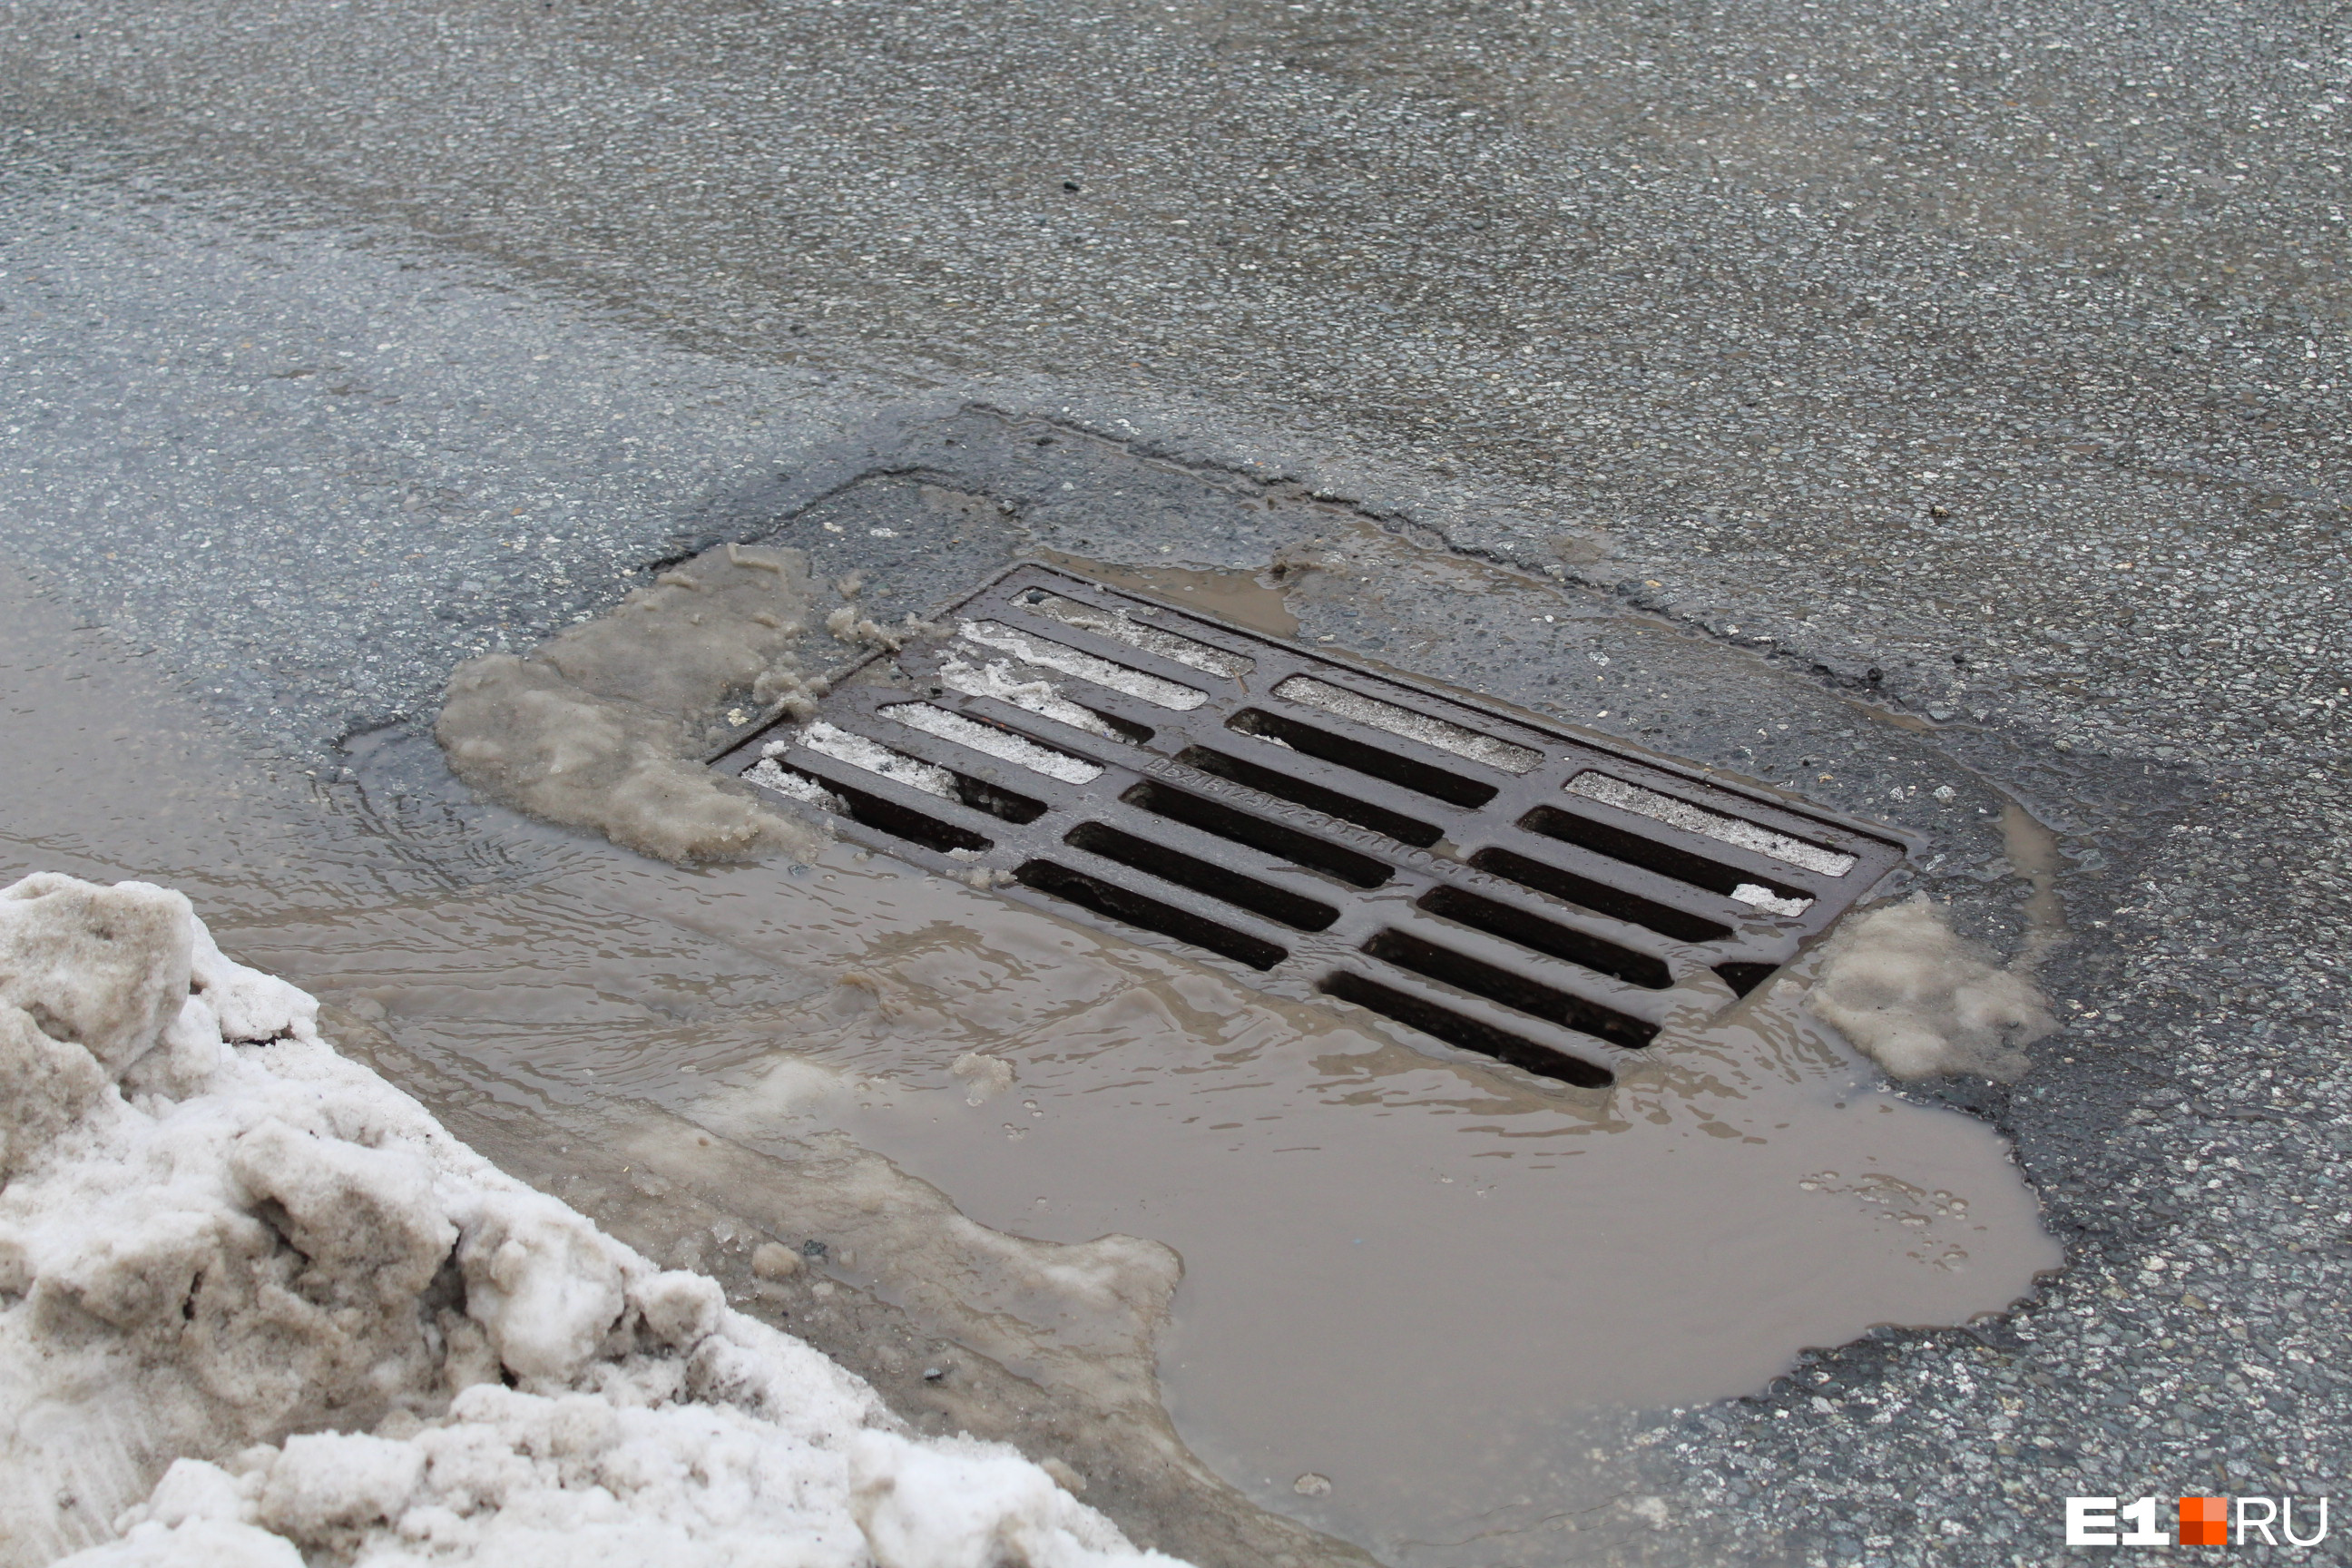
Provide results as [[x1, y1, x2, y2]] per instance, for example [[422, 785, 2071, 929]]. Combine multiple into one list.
[[713, 563, 1906, 1088]]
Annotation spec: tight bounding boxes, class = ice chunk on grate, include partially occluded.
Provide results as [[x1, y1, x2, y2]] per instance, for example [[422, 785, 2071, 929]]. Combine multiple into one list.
[[1731, 883, 1814, 917], [959, 621, 1208, 710], [797, 721, 956, 799], [1567, 772, 1857, 877], [1274, 676, 1541, 774], [880, 703, 1104, 785]]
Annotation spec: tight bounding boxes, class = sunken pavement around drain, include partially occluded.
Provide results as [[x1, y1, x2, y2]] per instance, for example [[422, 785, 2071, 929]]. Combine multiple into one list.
[[2, 0, 2346, 1563]]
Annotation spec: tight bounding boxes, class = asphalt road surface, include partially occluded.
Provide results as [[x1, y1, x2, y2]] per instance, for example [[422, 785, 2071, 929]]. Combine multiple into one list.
[[3, 1, 2346, 1563]]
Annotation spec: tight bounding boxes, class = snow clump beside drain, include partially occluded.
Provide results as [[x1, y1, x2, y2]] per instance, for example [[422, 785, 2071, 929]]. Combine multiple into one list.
[[1808, 897, 2056, 1082], [0, 872, 1182, 1568], [436, 543, 833, 866]]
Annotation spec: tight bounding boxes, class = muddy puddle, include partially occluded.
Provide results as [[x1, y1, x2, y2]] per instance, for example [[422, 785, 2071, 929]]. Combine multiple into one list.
[[520, 848, 2056, 1558], [0, 556, 2061, 1566], [1032, 549, 1304, 639]]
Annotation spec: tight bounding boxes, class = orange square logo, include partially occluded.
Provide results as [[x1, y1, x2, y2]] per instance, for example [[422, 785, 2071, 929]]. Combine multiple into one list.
[[2180, 1496, 2229, 1546]]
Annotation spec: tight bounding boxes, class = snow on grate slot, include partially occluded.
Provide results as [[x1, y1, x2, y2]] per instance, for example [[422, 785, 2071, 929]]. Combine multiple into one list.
[[1564, 771, 1857, 877], [713, 564, 1907, 1090], [957, 622, 1208, 710], [880, 704, 1104, 785]]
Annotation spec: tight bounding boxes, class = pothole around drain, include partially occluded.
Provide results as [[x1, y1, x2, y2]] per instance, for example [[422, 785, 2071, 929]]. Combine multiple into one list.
[[712, 564, 1906, 1089]]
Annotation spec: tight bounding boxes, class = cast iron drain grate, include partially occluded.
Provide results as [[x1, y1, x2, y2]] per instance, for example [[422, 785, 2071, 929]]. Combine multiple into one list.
[[711, 564, 1905, 1089]]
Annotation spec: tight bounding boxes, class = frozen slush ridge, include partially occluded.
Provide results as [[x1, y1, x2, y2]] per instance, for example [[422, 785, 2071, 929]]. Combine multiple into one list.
[[0, 872, 1181, 1568], [1566, 772, 1857, 877], [435, 541, 828, 866], [1272, 676, 1542, 774], [881, 704, 1105, 785], [1811, 897, 2055, 1081]]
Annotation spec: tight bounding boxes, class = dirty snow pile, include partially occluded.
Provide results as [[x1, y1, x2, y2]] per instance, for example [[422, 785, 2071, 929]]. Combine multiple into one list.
[[1809, 896, 2057, 1082], [0, 872, 1181, 1568]]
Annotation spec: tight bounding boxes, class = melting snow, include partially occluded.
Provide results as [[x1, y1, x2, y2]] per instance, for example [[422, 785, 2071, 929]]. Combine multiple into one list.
[[0, 872, 1181, 1568], [936, 656, 1124, 740], [1731, 883, 1815, 918], [746, 752, 848, 811], [1024, 595, 1252, 680]]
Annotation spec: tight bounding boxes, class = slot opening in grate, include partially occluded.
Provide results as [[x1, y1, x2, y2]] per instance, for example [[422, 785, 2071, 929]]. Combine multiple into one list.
[[1518, 805, 1808, 907], [1274, 676, 1543, 775], [1173, 746, 1444, 848], [1015, 859, 1289, 971], [1714, 961, 1781, 997], [1077, 706, 1154, 744], [1467, 847, 1734, 946], [1318, 971, 1615, 1089], [1227, 708, 1497, 808], [961, 621, 1208, 710], [793, 770, 994, 855], [1565, 771, 1857, 877], [955, 777, 1050, 826], [1416, 885, 1671, 991], [1065, 821, 1340, 932], [1120, 779, 1393, 890], [1025, 593, 1255, 677], [790, 721, 1051, 826], [1361, 928, 1660, 1050]]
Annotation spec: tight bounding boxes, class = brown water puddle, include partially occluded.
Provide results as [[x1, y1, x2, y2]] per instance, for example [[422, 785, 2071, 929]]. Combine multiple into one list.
[[0, 558, 2060, 1566], [243, 832, 2059, 1558], [2001, 798, 2070, 967], [0, 561, 421, 909], [1032, 548, 1302, 639], [610, 853, 2056, 1557]]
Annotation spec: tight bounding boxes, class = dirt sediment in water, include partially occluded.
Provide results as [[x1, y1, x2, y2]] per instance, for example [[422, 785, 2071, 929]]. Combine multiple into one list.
[[434, 542, 832, 865], [1033, 550, 1302, 640], [695, 865, 2062, 1559]]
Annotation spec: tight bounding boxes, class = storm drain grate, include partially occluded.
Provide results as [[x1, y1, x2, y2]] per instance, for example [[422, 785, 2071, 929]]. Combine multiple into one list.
[[712, 564, 1906, 1089]]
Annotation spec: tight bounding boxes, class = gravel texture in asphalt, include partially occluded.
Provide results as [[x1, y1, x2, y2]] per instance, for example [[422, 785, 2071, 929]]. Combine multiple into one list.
[[1, 0, 2346, 1562]]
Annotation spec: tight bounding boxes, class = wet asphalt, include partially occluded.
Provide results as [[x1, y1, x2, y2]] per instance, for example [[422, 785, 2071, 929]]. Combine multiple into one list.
[[2, 1, 2347, 1563]]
